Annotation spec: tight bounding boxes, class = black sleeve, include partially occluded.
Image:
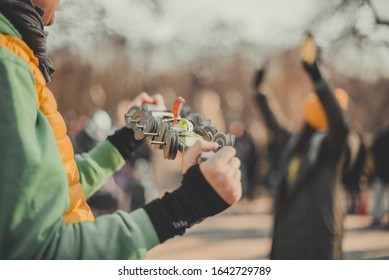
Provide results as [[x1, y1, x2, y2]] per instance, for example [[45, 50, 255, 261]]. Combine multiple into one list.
[[305, 62, 348, 158], [252, 64, 291, 140], [143, 165, 230, 243], [254, 91, 291, 140], [107, 127, 144, 160], [255, 91, 290, 135]]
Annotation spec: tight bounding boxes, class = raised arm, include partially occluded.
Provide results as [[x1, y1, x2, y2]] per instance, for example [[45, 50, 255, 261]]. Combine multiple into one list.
[[253, 65, 292, 140], [301, 56, 348, 157]]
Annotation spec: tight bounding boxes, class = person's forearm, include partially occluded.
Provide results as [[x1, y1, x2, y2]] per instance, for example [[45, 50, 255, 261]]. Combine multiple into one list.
[[306, 63, 348, 153], [315, 80, 347, 136], [75, 127, 145, 198], [143, 165, 230, 243], [33, 209, 160, 259], [75, 140, 125, 198], [254, 91, 291, 138]]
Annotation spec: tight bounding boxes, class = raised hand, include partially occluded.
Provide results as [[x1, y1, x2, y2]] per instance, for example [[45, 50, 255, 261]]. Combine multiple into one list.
[[130, 92, 166, 111]]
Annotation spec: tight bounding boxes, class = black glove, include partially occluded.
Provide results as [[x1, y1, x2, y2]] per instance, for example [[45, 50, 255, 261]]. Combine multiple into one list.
[[143, 165, 230, 243], [253, 62, 268, 89], [253, 69, 265, 89], [107, 127, 144, 160], [302, 60, 322, 83]]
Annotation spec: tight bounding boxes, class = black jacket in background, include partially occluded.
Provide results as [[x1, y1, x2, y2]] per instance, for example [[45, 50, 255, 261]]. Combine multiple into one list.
[[255, 79, 348, 259], [372, 129, 389, 183]]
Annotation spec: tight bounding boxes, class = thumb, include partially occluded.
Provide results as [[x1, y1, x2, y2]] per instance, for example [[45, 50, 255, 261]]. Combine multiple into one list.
[[133, 92, 154, 106], [191, 139, 219, 154], [207, 146, 236, 165]]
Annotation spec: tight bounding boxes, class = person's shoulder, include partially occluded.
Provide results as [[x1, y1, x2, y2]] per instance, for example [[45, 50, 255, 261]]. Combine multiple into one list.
[[0, 46, 32, 76], [0, 48, 35, 100]]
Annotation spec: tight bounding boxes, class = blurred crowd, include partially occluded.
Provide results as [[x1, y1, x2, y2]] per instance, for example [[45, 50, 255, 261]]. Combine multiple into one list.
[[65, 58, 389, 259], [2, 0, 388, 261], [64, 34, 389, 260]]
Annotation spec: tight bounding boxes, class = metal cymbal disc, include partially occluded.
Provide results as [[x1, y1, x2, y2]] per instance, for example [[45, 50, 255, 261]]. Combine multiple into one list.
[[169, 132, 179, 160], [186, 113, 204, 126], [212, 132, 228, 147], [154, 122, 167, 149], [134, 120, 146, 140], [143, 116, 156, 133], [227, 133, 236, 146], [147, 117, 162, 142], [163, 129, 172, 159], [204, 126, 218, 138], [130, 110, 147, 130], [125, 106, 141, 128], [194, 126, 211, 141]]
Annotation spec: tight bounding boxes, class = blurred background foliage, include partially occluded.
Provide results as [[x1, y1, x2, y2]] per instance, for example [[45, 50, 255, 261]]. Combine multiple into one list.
[[46, 0, 389, 189]]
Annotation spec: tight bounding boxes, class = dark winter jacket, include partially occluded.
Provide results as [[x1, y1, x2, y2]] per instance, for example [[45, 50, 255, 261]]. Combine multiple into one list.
[[255, 80, 348, 259], [372, 129, 389, 184]]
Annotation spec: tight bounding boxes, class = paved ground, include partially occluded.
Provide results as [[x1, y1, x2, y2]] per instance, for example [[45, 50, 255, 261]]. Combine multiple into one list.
[[145, 197, 389, 260]]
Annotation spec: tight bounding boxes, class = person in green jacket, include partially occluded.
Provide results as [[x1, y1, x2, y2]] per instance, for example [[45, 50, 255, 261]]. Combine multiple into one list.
[[0, 0, 242, 259]]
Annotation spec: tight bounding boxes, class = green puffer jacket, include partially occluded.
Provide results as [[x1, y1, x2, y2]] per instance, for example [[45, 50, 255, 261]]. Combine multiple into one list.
[[0, 12, 159, 259]]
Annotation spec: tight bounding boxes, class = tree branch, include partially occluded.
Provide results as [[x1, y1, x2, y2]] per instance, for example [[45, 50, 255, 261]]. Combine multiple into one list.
[[366, 0, 389, 26]]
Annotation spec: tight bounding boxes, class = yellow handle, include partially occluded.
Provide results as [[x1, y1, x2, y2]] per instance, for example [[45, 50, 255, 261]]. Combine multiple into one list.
[[300, 33, 317, 65]]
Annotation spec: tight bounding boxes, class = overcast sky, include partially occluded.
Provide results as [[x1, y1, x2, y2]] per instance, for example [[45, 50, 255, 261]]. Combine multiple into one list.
[[47, 0, 389, 81]]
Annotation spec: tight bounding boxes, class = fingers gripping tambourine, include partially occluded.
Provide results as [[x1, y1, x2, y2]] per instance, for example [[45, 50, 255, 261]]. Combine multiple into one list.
[[125, 97, 235, 160]]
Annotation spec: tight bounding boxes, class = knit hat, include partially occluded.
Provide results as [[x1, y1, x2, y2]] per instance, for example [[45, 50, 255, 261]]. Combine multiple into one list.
[[85, 110, 112, 141], [303, 88, 349, 131]]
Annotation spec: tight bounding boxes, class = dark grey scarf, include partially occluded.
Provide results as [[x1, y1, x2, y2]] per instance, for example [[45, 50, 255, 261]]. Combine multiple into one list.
[[0, 0, 55, 82]]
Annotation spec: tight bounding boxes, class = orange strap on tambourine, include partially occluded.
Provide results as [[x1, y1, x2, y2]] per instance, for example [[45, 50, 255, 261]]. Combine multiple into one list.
[[172, 96, 186, 125]]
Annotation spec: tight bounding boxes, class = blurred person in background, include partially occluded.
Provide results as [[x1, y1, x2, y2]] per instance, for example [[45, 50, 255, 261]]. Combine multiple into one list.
[[114, 99, 159, 212], [253, 36, 349, 259], [73, 110, 157, 214], [252, 63, 291, 199], [341, 128, 366, 215], [73, 110, 112, 154], [194, 89, 226, 132], [229, 121, 259, 202], [114, 143, 157, 212], [0, 0, 242, 259], [370, 126, 389, 228], [72, 110, 122, 215]]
